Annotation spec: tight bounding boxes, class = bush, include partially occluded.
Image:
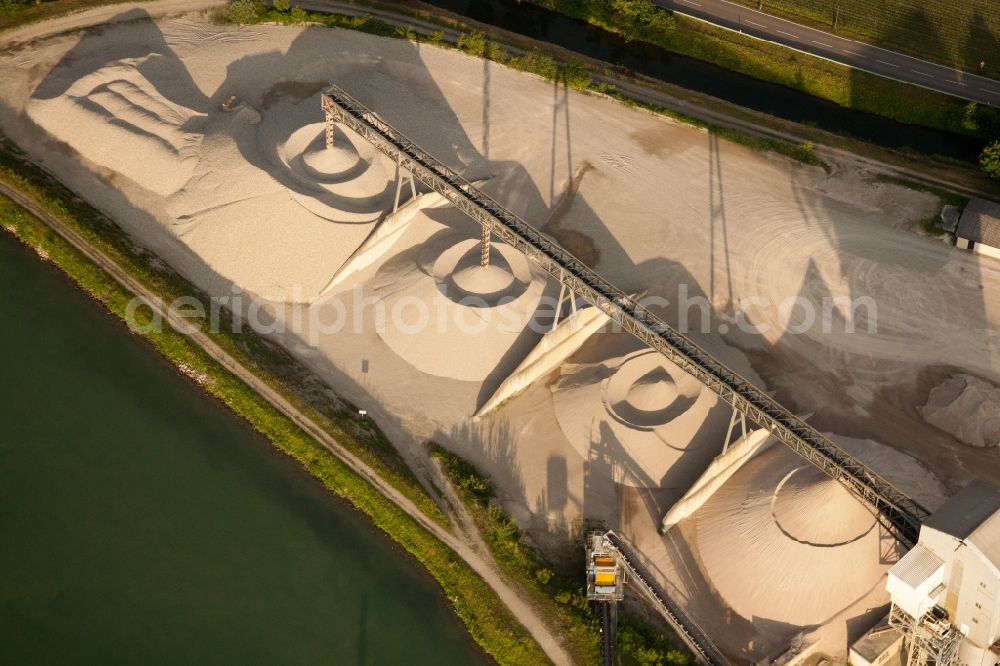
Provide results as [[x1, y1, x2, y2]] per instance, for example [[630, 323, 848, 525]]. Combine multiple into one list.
[[394, 25, 417, 40], [272, 0, 288, 12], [618, 616, 691, 665], [561, 60, 592, 90], [981, 141, 1000, 180], [288, 5, 305, 23], [513, 49, 559, 80], [962, 102, 981, 132], [457, 30, 486, 57], [611, 0, 677, 40], [486, 41, 508, 64], [224, 0, 264, 24], [0, 0, 29, 17]]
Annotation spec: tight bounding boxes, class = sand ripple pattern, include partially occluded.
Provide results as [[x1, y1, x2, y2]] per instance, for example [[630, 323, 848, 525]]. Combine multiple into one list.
[[161, 18, 262, 47], [27, 58, 204, 196]]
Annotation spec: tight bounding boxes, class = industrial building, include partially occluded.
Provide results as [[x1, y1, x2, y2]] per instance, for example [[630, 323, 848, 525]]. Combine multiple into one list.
[[857, 481, 1000, 666]]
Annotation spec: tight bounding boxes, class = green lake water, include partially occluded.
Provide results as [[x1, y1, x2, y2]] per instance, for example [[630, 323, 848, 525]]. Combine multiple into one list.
[[0, 231, 488, 665]]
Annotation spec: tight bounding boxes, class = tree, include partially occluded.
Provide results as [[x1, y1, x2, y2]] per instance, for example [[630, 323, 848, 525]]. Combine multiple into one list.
[[223, 0, 263, 24], [610, 0, 677, 40], [981, 141, 1000, 181], [0, 0, 31, 17], [962, 102, 980, 132]]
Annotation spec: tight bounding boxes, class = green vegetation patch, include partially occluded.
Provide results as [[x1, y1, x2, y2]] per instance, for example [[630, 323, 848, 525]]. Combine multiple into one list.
[[430, 443, 693, 666], [222, 0, 400, 36], [981, 141, 1000, 181]]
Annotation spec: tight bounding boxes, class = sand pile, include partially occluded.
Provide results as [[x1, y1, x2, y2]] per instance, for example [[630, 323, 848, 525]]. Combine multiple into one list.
[[26, 47, 401, 302], [262, 112, 395, 223], [553, 349, 728, 486], [771, 466, 876, 546], [159, 102, 384, 302], [694, 444, 887, 626], [921, 374, 1000, 448], [369, 217, 547, 382], [28, 57, 205, 196], [691, 434, 944, 629]]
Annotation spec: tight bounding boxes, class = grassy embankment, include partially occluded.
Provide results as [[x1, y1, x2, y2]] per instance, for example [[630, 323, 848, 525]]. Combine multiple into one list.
[[429, 443, 693, 666], [0, 140, 550, 666], [723, 0, 1000, 78], [522, 0, 1000, 144]]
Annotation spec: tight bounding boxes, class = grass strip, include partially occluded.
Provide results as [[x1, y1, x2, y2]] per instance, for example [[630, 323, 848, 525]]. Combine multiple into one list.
[[721, 0, 1000, 79], [430, 443, 694, 666]]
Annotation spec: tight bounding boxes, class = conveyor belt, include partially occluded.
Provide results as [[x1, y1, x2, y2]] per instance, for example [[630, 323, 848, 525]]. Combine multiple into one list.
[[321, 86, 929, 546]]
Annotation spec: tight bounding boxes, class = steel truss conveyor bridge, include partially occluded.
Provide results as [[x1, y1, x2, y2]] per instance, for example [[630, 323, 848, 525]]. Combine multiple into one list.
[[321, 86, 930, 547]]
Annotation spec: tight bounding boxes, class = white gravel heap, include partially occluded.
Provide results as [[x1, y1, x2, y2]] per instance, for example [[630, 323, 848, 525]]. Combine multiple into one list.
[[552, 349, 729, 487], [921, 374, 1000, 447], [693, 434, 946, 627], [371, 221, 547, 382]]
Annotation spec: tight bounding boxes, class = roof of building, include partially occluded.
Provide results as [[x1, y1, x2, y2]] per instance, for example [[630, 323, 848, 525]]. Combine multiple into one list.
[[923, 480, 1000, 541], [957, 198, 1000, 249], [891, 544, 944, 589], [850, 619, 903, 662], [923, 481, 1000, 572], [969, 510, 1000, 574]]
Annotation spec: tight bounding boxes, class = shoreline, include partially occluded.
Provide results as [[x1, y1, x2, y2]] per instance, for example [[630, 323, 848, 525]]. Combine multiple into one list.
[[0, 159, 567, 665]]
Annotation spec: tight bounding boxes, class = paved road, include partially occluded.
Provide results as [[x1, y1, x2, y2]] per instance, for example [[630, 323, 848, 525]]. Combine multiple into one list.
[[654, 0, 1000, 106]]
